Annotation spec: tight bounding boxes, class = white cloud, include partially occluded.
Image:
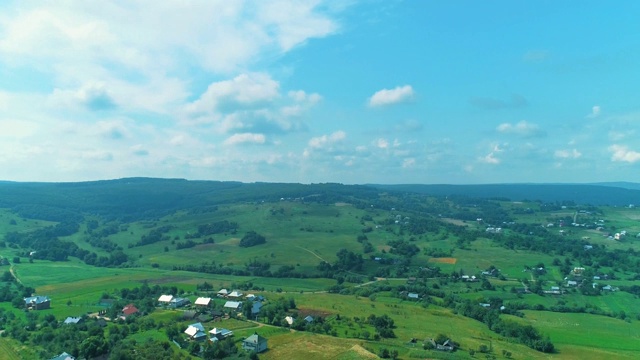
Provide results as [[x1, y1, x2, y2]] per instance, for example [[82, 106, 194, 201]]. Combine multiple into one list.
[[187, 73, 280, 115], [368, 85, 414, 107], [554, 149, 582, 159], [402, 158, 416, 168], [609, 145, 640, 163], [308, 130, 346, 149], [496, 120, 545, 137], [375, 138, 389, 149], [223, 133, 266, 146], [587, 105, 601, 118], [478, 143, 505, 164]]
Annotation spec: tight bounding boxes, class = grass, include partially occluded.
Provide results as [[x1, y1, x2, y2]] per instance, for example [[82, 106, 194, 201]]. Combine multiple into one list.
[[0, 337, 38, 360]]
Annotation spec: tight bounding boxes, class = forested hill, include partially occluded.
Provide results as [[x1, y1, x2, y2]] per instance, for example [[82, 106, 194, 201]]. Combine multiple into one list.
[[2, 178, 639, 222], [0, 178, 380, 222], [369, 183, 640, 206]]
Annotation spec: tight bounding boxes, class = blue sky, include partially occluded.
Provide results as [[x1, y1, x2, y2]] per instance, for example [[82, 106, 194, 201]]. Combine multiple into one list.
[[1, 1, 639, 184]]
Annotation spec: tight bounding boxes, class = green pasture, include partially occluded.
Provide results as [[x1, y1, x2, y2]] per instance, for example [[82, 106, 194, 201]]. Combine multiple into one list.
[[521, 310, 640, 358]]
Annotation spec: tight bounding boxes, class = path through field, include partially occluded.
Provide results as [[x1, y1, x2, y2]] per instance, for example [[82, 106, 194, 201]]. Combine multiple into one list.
[[9, 266, 22, 285], [295, 246, 327, 263]]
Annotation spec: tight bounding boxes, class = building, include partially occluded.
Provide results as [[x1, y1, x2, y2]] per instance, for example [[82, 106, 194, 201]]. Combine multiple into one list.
[[169, 297, 190, 308], [24, 295, 51, 310], [209, 327, 233, 340], [194, 297, 212, 307], [63, 317, 83, 325], [224, 301, 242, 311], [184, 322, 207, 341], [158, 294, 173, 306], [50, 352, 75, 360], [120, 304, 139, 320], [242, 332, 268, 353]]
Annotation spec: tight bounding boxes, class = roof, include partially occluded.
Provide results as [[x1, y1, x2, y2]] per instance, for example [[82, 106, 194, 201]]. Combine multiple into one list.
[[244, 333, 267, 345], [24, 295, 50, 304], [122, 304, 139, 316], [209, 328, 233, 338], [185, 323, 206, 337], [195, 297, 211, 306], [304, 315, 314, 323], [407, 293, 419, 299], [50, 352, 75, 360], [228, 290, 243, 297], [224, 301, 242, 309], [251, 301, 263, 314], [158, 294, 173, 302], [217, 289, 228, 295], [284, 316, 294, 325], [63, 317, 82, 324]]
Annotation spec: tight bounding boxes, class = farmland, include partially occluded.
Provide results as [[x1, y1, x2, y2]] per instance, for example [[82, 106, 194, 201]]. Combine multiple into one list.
[[0, 179, 639, 359]]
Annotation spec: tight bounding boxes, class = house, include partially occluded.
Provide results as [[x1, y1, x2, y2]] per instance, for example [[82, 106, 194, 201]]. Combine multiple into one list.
[[182, 310, 198, 320], [246, 294, 265, 302], [304, 315, 314, 323], [63, 317, 83, 325], [242, 332, 268, 353], [251, 301, 263, 315], [209, 327, 233, 340], [158, 294, 173, 305], [195, 297, 212, 307], [602, 285, 615, 291], [50, 352, 75, 360], [169, 297, 190, 308], [217, 289, 229, 297], [228, 290, 243, 298], [566, 280, 578, 287], [407, 293, 419, 300], [428, 338, 455, 351], [24, 295, 51, 310], [224, 301, 242, 311], [120, 304, 139, 319], [284, 316, 294, 326], [184, 322, 207, 341]]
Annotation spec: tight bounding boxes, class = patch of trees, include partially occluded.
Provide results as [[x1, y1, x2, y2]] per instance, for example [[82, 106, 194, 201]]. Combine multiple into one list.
[[134, 225, 174, 247], [195, 220, 238, 237], [367, 314, 396, 338], [387, 239, 420, 258], [449, 298, 555, 353], [239, 231, 266, 247]]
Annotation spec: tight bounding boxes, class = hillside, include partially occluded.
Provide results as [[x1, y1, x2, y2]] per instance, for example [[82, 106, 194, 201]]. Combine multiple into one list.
[[370, 183, 640, 206], [0, 178, 639, 359]]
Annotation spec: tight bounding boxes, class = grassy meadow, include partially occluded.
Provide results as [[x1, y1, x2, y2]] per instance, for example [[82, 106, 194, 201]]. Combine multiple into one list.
[[1, 188, 640, 359]]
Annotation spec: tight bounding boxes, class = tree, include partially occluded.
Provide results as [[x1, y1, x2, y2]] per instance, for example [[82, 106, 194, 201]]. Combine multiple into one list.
[[239, 231, 267, 247]]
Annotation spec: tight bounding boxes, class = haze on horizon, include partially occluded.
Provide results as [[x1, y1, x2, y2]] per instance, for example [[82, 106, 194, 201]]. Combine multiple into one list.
[[1, 1, 639, 184]]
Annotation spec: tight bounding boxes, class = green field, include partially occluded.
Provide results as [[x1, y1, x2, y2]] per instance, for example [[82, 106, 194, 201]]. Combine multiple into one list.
[[1, 181, 640, 359]]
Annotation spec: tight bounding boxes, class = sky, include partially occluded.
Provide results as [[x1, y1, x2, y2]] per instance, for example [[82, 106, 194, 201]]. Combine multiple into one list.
[[1, 1, 639, 184]]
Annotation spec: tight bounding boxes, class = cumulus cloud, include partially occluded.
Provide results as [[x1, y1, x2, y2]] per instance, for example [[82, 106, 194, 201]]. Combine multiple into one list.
[[554, 149, 582, 159], [609, 145, 640, 163], [496, 120, 545, 138], [478, 143, 505, 165], [368, 85, 414, 107], [187, 73, 280, 115], [375, 138, 389, 149], [223, 133, 266, 146], [587, 105, 601, 118], [308, 130, 346, 149], [469, 94, 527, 110]]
